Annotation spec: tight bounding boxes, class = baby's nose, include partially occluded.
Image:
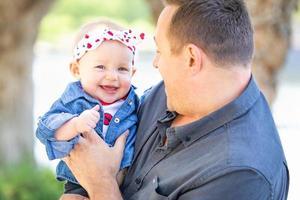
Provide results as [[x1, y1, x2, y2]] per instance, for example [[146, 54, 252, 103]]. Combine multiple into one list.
[[105, 70, 118, 80]]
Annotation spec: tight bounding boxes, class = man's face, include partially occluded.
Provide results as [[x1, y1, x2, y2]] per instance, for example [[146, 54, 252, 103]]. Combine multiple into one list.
[[153, 5, 186, 111]]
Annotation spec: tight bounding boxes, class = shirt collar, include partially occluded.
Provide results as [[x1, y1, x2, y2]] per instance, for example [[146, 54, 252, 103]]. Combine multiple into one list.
[[158, 75, 261, 148]]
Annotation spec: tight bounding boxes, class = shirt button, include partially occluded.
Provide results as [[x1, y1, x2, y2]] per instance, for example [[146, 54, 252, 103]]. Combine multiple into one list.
[[135, 178, 141, 184], [114, 117, 120, 123], [128, 100, 133, 105], [185, 136, 191, 142]]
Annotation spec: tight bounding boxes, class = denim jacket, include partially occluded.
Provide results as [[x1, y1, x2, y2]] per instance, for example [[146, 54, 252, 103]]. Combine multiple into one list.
[[36, 81, 139, 183]]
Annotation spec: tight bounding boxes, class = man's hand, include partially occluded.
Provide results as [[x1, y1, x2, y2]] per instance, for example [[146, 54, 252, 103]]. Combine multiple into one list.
[[75, 105, 100, 133], [63, 129, 128, 200]]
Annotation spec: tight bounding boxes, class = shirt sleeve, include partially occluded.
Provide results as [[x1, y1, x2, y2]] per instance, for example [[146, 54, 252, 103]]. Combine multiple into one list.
[[35, 98, 79, 160], [177, 169, 271, 200]]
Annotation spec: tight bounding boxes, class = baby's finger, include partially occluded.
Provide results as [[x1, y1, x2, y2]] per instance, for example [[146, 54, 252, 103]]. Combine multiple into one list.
[[87, 121, 97, 129], [88, 115, 99, 124], [90, 110, 100, 118], [91, 114, 100, 123], [91, 104, 100, 111]]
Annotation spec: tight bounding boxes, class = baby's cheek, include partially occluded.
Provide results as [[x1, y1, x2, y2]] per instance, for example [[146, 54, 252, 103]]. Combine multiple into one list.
[[120, 78, 132, 91]]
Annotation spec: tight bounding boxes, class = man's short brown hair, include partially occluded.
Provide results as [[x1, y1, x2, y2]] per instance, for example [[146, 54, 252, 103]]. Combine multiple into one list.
[[163, 0, 254, 67]]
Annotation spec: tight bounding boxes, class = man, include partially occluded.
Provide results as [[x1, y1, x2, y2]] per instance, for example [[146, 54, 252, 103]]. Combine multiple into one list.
[[63, 0, 289, 199]]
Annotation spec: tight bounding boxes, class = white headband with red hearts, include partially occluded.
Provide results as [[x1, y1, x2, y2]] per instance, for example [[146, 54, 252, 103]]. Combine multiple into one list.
[[73, 28, 145, 63]]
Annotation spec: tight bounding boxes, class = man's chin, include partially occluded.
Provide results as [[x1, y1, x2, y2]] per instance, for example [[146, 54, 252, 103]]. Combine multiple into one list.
[[167, 101, 175, 112]]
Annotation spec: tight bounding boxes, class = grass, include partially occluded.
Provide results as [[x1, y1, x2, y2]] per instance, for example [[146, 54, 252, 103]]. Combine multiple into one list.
[[38, 0, 153, 42]]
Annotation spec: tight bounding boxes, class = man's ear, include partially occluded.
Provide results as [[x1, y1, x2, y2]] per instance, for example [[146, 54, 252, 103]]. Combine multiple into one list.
[[184, 44, 203, 75], [70, 61, 81, 79]]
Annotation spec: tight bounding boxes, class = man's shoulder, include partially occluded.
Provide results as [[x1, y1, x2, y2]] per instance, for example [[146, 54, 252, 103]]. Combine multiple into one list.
[[224, 97, 287, 184], [197, 91, 287, 187], [192, 114, 287, 194], [138, 81, 166, 116], [140, 81, 165, 102]]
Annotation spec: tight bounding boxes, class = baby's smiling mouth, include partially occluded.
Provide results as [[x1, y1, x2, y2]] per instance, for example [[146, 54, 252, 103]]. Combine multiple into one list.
[[100, 85, 119, 94]]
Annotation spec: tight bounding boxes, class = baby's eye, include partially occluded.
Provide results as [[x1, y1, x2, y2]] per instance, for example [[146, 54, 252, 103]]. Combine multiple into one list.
[[95, 65, 105, 70], [118, 67, 129, 72]]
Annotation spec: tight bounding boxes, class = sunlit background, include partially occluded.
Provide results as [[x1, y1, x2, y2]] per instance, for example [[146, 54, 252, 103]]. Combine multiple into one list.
[[3, 0, 300, 199]]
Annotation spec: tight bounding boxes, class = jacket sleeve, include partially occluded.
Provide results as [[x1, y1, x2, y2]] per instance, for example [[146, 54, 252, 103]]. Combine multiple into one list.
[[35, 98, 79, 160], [120, 124, 137, 169]]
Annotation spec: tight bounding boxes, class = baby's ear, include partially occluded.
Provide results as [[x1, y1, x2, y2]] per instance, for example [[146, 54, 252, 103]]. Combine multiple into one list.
[[69, 61, 81, 79], [131, 67, 137, 77]]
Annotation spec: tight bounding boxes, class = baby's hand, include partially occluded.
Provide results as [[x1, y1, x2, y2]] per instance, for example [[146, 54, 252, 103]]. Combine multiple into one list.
[[75, 105, 100, 133]]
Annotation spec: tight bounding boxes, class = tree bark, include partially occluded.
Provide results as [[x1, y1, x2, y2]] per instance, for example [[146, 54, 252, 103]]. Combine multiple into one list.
[[145, 0, 298, 105], [245, 0, 298, 104], [145, 0, 164, 24], [0, 0, 54, 166]]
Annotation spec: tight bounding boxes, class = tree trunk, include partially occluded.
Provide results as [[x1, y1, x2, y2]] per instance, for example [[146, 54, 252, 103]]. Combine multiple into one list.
[[0, 0, 54, 166], [145, 0, 164, 24], [245, 0, 298, 104], [145, 0, 298, 105]]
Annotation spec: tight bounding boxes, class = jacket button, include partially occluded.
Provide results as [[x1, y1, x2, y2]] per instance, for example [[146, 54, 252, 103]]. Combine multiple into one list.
[[114, 117, 120, 123]]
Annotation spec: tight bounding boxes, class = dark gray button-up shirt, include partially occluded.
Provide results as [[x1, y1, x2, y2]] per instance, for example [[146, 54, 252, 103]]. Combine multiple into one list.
[[121, 77, 289, 200]]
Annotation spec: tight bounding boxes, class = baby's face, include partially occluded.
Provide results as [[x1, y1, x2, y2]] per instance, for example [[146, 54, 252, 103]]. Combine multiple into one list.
[[76, 40, 135, 103]]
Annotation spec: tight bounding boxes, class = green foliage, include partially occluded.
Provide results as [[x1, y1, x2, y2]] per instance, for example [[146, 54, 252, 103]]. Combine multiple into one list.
[[296, 8, 300, 20], [0, 162, 63, 200], [39, 0, 152, 41], [295, 0, 300, 19]]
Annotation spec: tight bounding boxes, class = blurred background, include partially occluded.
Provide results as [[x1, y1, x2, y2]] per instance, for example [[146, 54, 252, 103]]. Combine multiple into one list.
[[0, 0, 299, 199]]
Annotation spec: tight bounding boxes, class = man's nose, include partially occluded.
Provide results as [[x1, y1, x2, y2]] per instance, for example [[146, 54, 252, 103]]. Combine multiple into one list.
[[152, 56, 158, 69]]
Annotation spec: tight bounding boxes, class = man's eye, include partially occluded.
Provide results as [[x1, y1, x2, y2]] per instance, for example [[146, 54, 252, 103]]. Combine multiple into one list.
[[95, 65, 105, 70]]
